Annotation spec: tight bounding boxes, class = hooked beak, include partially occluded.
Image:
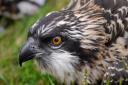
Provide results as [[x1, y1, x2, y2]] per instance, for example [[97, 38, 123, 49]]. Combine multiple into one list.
[[19, 39, 36, 66]]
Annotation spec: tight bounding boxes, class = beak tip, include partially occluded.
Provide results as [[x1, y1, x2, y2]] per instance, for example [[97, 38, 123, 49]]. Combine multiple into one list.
[[19, 63, 22, 67], [19, 56, 22, 67], [19, 61, 22, 67]]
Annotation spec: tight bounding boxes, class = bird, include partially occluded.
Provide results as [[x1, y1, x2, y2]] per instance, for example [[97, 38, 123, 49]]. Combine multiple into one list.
[[19, 0, 128, 84], [0, 0, 46, 19], [0, 0, 46, 33]]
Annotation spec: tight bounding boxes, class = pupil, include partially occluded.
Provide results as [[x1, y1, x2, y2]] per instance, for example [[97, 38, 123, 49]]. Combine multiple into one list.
[[54, 38, 59, 42]]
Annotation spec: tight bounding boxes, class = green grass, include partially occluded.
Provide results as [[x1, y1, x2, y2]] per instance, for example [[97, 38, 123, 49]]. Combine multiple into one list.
[[0, 0, 68, 85]]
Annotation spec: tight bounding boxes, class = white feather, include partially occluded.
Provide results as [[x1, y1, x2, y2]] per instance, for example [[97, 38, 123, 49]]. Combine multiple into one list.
[[37, 51, 80, 84]]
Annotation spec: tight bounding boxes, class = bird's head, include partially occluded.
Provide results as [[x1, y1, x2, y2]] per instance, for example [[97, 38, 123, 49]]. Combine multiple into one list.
[[19, 11, 85, 82], [19, 2, 106, 83]]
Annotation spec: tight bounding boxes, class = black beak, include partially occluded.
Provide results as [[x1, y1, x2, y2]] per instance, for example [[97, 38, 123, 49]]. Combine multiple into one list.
[[19, 39, 36, 66]]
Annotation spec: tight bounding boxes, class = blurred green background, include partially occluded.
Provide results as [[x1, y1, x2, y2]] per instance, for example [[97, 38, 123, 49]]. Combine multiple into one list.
[[0, 0, 69, 85]]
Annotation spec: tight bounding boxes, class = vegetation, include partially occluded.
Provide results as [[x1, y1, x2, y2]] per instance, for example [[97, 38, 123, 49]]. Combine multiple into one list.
[[0, 0, 68, 85]]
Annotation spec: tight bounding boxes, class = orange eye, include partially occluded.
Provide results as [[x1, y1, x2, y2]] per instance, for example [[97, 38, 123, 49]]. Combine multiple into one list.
[[51, 36, 62, 45]]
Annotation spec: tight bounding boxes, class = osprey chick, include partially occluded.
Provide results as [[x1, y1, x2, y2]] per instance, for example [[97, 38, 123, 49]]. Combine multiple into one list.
[[0, 0, 45, 19], [19, 0, 128, 84]]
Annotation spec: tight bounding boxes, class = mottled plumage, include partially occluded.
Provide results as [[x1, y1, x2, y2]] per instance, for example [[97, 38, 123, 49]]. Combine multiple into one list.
[[19, 0, 128, 84]]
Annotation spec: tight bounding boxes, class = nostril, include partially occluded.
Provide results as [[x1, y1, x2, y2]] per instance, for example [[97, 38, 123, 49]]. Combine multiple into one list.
[[31, 45, 35, 48], [30, 45, 37, 49]]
